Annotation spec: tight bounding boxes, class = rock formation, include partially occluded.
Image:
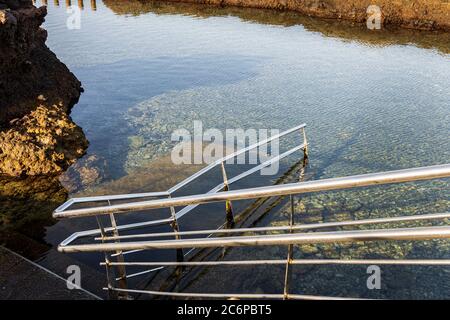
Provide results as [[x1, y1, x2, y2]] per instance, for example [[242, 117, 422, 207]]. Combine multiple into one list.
[[104, 0, 450, 55], [105, 0, 450, 32], [0, 0, 88, 176]]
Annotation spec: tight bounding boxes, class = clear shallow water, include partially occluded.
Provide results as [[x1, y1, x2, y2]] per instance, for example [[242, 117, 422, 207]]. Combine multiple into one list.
[[2, 0, 450, 298]]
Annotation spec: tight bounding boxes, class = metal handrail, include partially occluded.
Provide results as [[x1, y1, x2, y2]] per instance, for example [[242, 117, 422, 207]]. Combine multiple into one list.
[[54, 123, 306, 214], [167, 123, 306, 194], [101, 259, 450, 267], [172, 143, 305, 221], [58, 225, 450, 253], [61, 207, 450, 300], [54, 124, 308, 250], [54, 163, 450, 219], [106, 288, 362, 300], [58, 144, 305, 247], [52, 126, 450, 299], [94, 211, 450, 241]]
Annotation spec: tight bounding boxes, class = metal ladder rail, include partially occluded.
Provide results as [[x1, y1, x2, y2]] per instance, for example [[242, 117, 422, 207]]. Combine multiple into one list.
[[54, 124, 307, 214], [110, 144, 306, 259], [107, 145, 307, 280], [54, 163, 450, 299], [55, 124, 308, 247], [54, 124, 308, 291], [75, 224, 450, 300]]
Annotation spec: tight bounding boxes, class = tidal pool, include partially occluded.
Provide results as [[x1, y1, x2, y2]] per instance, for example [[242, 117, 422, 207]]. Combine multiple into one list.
[[1, 0, 449, 299]]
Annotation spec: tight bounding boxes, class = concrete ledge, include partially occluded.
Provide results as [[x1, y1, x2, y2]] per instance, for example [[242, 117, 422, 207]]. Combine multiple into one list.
[[0, 246, 101, 300]]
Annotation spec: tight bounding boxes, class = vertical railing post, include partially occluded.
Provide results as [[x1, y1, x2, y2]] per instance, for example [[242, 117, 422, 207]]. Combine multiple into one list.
[[107, 201, 128, 299], [95, 216, 116, 300], [283, 195, 295, 299], [221, 161, 235, 228], [168, 195, 184, 264], [301, 127, 309, 165]]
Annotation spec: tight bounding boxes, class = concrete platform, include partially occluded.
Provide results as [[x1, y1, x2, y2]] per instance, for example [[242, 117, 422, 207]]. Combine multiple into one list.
[[0, 246, 101, 300]]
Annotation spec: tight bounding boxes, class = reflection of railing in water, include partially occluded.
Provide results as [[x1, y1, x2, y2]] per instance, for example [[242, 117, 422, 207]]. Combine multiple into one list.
[[54, 124, 308, 298]]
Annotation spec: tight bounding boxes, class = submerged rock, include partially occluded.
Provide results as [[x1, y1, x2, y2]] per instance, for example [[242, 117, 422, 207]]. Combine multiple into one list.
[[59, 154, 108, 193], [0, 0, 88, 176]]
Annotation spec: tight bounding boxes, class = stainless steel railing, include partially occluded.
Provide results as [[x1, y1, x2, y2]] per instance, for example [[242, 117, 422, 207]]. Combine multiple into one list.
[[54, 124, 310, 298], [54, 123, 307, 215], [55, 163, 450, 219], [53, 123, 450, 299], [54, 161, 450, 299], [55, 123, 308, 246], [61, 225, 450, 253], [56, 163, 450, 254]]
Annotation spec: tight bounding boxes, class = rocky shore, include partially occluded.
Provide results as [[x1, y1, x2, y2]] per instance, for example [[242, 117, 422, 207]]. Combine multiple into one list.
[[106, 0, 450, 31], [0, 0, 88, 176]]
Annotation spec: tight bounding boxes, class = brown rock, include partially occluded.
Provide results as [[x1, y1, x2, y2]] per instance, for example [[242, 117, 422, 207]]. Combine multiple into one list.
[[0, 105, 88, 176], [104, 0, 450, 31], [0, 1, 88, 177]]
